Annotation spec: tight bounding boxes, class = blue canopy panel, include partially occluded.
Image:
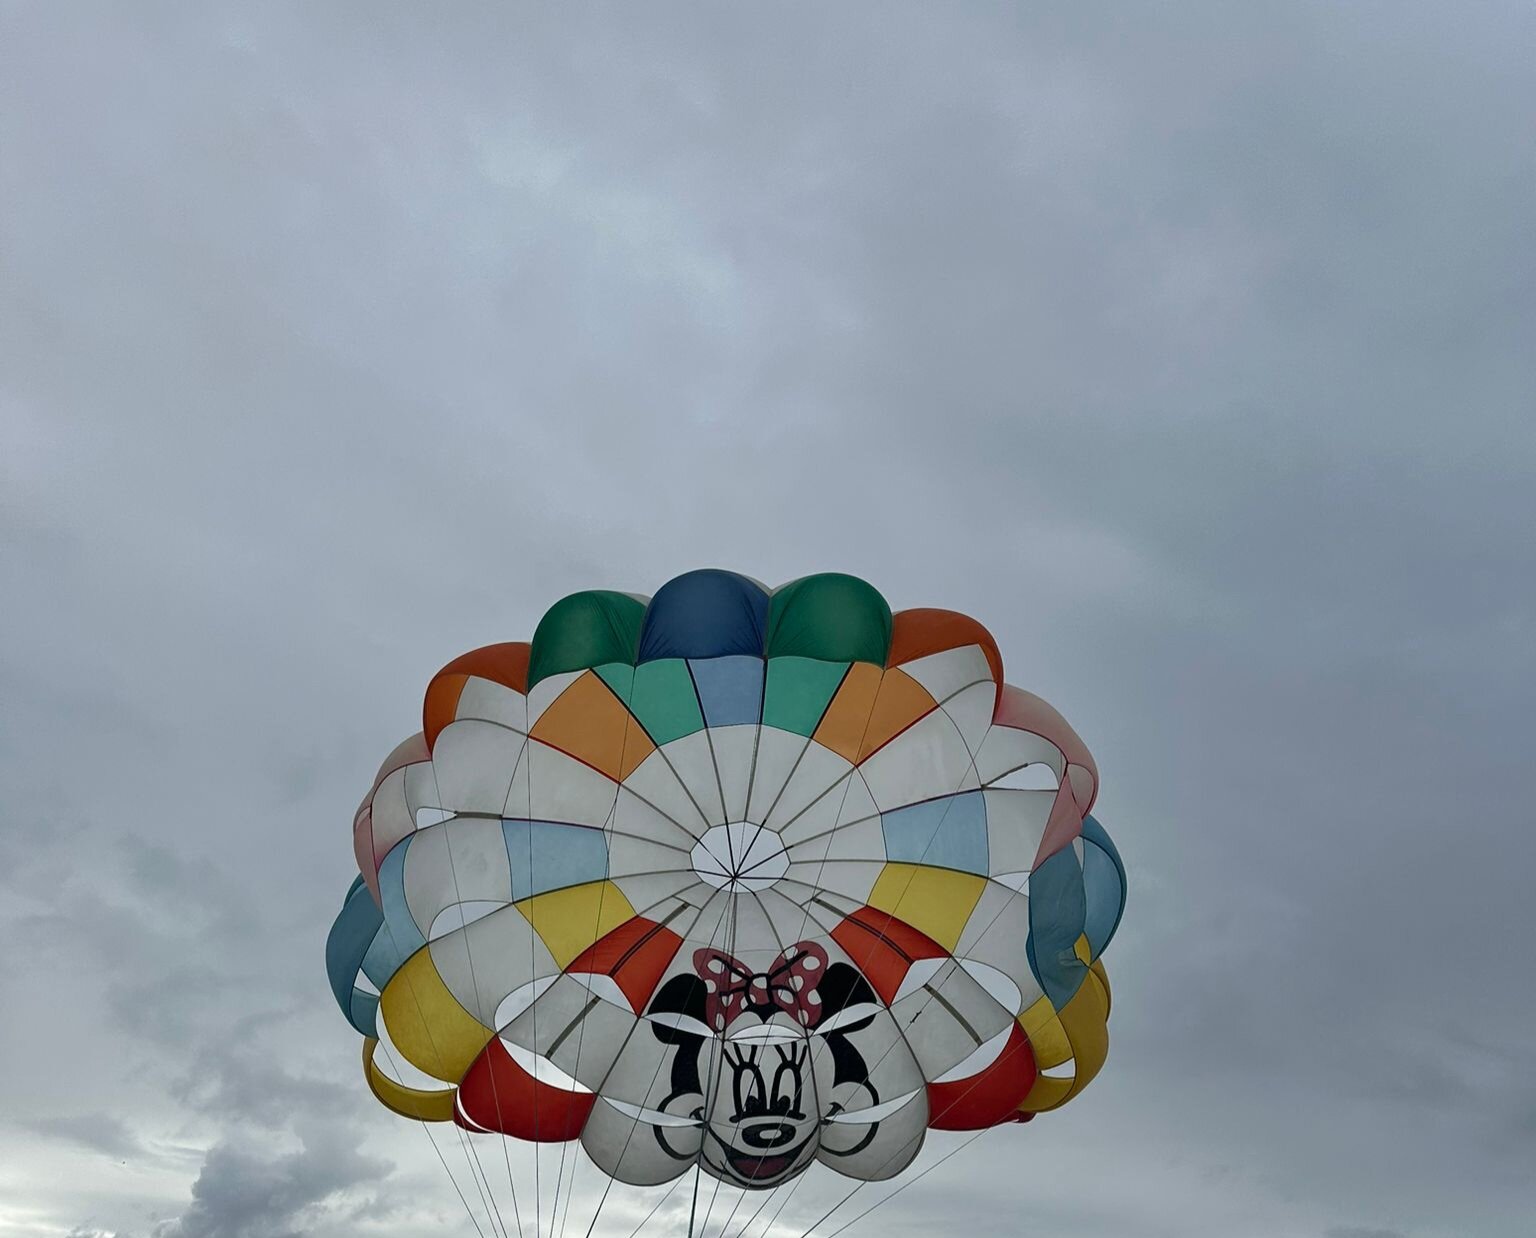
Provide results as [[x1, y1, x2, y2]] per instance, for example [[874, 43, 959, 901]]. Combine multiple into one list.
[[376, 843, 427, 962], [501, 819, 610, 900], [1025, 843, 1089, 1010], [1079, 815, 1126, 958], [688, 655, 765, 728], [881, 791, 989, 875], [325, 881, 385, 1037]]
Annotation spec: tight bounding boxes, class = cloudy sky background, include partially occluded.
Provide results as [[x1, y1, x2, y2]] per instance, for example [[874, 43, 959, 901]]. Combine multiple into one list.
[[3, 3, 1533, 1236]]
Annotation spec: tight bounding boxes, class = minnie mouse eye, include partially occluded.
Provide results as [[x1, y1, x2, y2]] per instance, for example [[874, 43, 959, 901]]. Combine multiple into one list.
[[770, 1056, 805, 1119], [732, 1053, 767, 1119]]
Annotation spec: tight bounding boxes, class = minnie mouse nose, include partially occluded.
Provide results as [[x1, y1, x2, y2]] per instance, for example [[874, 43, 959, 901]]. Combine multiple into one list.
[[742, 1121, 798, 1150]]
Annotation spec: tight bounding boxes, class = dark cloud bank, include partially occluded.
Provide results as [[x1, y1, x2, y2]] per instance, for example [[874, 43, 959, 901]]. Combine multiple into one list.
[[2, 3, 1531, 1236]]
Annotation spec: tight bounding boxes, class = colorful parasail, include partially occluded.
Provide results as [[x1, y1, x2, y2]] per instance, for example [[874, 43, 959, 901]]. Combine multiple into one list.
[[326, 569, 1126, 1196]]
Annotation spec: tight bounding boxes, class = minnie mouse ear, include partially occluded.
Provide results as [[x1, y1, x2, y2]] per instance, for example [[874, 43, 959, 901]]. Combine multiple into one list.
[[812, 1001, 884, 1036], [644, 971, 715, 1042], [644, 1010, 716, 1041]]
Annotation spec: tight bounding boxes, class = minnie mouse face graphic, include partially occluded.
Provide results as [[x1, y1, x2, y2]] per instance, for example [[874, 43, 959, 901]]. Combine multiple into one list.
[[644, 943, 888, 1187]]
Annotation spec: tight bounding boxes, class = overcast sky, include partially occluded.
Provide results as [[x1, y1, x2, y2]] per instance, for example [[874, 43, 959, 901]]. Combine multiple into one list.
[[2, 3, 1533, 1237]]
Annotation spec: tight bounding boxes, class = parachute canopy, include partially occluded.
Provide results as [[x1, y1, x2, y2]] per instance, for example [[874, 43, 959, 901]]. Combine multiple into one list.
[[326, 569, 1126, 1191]]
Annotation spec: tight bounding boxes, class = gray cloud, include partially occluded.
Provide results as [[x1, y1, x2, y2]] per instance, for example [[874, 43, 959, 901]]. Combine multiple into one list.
[[2, 2, 1531, 1236], [171, 1048, 363, 1134], [151, 1123, 390, 1238], [26, 1114, 145, 1160], [140, 1020, 400, 1238]]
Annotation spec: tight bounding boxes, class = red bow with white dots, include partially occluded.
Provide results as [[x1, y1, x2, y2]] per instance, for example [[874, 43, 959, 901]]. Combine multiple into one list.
[[693, 942, 829, 1032]]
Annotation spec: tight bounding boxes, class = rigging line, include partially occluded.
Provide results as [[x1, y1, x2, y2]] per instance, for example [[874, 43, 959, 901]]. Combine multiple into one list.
[[712, 1171, 756, 1238], [498, 1101, 524, 1237], [551, 1140, 586, 1238], [428, 1126, 492, 1238], [684, 1106, 705, 1232], [737, 654, 771, 866], [432, 764, 523, 1238], [759, 904, 1026, 1238], [377, 1037, 489, 1238], [726, 1175, 782, 1238], [443, 1038, 505, 1233], [698, 1175, 728, 1238], [772, 675, 995, 859], [397, 1002, 500, 1238], [557, 1141, 595, 1238], [723, 879, 825, 1238], [709, 888, 804, 1238], [775, 763, 879, 975], [808, 1128, 989, 1238], [838, 693, 1067, 1009], [405, 810, 695, 861], [687, 891, 739, 1238], [453, 1038, 512, 1235], [732, 877, 1012, 1238], [692, 890, 743, 1238], [581, 889, 735, 1238], [740, 663, 854, 847], [780, 663, 885, 941], [621, 1171, 687, 1238], [500, 718, 663, 1238], [464, 1130, 513, 1238], [773, 672, 1001, 865], [581, 890, 732, 1238], [575, 671, 778, 1238], [547, 875, 720, 1237], [553, 896, 688, 1238], [527, 750, 542, 1238], [708, 646, 781, 1238], [490, 726, 543, 1235], [800, 823, 1051, 1136], [551, 670, 645, 1238], [370, 736, 727, 1238], [732, 881, 940, 1238], [610, 769, 715, 849], [760, 694, 1017, 1238], [371, 856, 503, 1238], [688, 659, 733, 843], [713, 1178, 751, 1238], [742, 671, 893, 1238], [786, 977, 1045, 1238], [648, 726, 723, 839], [757, 661, 853, 830]]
